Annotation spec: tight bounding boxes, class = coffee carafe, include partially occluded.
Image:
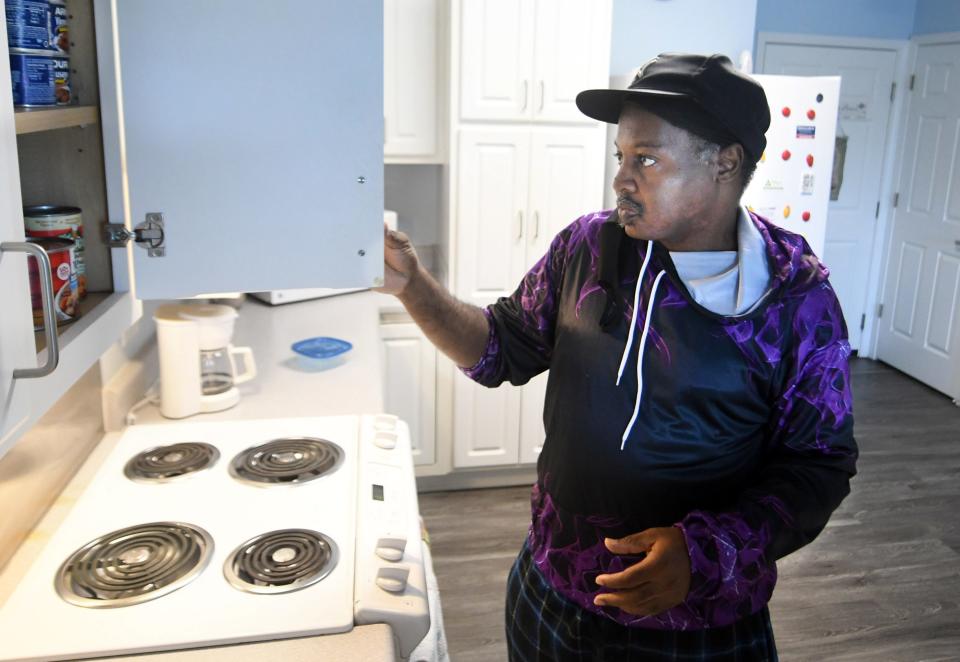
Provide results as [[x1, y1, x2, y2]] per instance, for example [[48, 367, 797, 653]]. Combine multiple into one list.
[[154, 303, 257, 419]]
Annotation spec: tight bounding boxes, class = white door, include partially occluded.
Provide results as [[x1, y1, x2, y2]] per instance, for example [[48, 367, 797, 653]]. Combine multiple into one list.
[[0, 37, 37, 449], [762, 43, 898, 350], [532, 0, 611, 123], [877, 40, 960, 400], [459, 0, 534, 121], [453, 378, 522, 468], [455, 128, 531, 303], [384, 0, 439, 159], [527, 127, 607, 261], [380, 322, 437, 466], [107, 0, 383, 298]]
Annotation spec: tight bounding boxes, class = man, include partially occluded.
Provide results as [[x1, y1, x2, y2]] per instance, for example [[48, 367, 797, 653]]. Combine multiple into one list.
[[380, 53, 857, 661]]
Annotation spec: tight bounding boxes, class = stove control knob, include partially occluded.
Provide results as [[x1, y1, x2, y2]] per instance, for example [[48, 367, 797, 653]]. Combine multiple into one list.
[[374, 414, 398, 431], [376, 566, 409, 593], [374, 431, 398, 450], [375, 536, 407, 562]]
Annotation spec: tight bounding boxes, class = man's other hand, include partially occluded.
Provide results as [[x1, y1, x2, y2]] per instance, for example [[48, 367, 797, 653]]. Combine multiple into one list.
[[376, 223, 420, 296], [593, 526, 691, 616]]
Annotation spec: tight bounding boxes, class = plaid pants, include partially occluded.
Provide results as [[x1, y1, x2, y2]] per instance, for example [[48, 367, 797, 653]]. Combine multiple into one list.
[[505, 543, 779, 662]]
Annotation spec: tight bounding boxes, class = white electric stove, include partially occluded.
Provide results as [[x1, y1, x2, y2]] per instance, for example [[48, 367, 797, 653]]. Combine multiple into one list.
[[0, 414, 429, 661]]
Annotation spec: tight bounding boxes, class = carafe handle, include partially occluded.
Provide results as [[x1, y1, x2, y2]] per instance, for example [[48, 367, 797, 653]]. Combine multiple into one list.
[[228, 345, 257, 384]]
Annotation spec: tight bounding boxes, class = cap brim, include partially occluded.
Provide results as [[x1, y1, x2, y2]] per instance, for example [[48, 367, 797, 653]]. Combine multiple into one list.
[[575, 88, 687, 124]]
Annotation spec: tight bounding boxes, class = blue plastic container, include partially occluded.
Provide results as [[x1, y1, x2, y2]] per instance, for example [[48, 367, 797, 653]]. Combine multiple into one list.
[[291, 337, 352, 371]]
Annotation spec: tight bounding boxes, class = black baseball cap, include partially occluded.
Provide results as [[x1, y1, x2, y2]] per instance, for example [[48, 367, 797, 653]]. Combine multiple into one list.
[[576, 53, 770, 162]]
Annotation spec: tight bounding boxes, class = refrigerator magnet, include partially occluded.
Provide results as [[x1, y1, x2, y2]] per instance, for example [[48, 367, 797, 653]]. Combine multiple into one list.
[[796, 126, 816, 139]]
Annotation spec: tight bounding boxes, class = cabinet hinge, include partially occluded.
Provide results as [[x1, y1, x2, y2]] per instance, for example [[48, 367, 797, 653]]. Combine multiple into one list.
[[909, 74, 915, 91], [890, 82, 896, 102], [877, 303, 884, 318], [893, 192, 900, 208], [875, 201, 880, 218], [860, 313, 866, 331], [103, 213, 166, 257]]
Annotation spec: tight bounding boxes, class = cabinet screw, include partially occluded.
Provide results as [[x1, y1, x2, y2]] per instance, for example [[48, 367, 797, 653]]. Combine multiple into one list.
[[357, 176, 366, 184], [358, 249, 366, 256]]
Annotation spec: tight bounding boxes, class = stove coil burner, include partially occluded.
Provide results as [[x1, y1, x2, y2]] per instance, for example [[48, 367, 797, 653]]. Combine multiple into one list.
[[229, 438, 343, 485], [123, 442, 220, 482], [55, 522, 213, 608], [223, 529, 338, 594]]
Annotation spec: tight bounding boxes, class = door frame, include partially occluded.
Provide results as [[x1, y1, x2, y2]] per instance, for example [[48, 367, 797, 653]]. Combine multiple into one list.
[[756, 32, 911, 359]]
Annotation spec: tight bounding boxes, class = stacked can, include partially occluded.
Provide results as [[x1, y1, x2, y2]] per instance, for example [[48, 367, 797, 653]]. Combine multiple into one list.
[[24, 205, 86, 299], [48, 0, 69, 104], [26, 237, 78, 330], [6, 0, 71, 107]]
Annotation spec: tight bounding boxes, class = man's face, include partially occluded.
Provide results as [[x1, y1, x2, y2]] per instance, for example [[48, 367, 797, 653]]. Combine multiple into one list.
[[612, 104, 719, 249]]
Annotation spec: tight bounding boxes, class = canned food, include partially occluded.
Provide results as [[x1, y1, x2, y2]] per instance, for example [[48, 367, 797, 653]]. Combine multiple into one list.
[[5, 0, 51, 50], [52, 53, 70, 104], [24, 205, 86, 298], [48, 0, 68, 53], [26, 237, 79, 330], [9, 48, 56, 107]]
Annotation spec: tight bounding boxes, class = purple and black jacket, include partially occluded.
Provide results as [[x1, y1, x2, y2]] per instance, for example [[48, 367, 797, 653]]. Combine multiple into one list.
[[463, 209, 858, 630]]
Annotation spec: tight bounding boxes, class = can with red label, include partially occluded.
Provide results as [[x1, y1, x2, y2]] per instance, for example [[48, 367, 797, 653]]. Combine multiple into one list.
[[26, 237, 79, 330], [24, 205, 85, 298]]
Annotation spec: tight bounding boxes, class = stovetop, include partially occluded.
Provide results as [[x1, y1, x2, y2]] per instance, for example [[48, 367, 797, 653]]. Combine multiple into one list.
[[0, 416, 385, 661]]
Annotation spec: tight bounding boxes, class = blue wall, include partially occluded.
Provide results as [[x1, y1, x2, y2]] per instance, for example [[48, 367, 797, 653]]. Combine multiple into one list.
[[755, 0, 916, 39], [913, 0, 960, 34], [610, 0, 757, 75]]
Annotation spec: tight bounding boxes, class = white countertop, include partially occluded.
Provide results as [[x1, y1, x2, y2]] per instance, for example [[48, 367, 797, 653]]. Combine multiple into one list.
[[0, 289, 413, 662], [139, 290, 405, 423]]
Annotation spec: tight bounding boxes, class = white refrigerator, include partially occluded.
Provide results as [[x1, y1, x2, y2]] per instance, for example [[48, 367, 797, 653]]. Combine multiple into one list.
[[743, 75, 841, 258]]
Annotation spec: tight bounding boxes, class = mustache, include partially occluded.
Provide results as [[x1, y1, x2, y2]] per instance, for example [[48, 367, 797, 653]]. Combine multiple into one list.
[[616, 195, 643, 220]]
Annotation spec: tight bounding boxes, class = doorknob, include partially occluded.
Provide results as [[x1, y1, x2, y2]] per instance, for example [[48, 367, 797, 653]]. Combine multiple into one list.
[[0, 242, 60, 378]]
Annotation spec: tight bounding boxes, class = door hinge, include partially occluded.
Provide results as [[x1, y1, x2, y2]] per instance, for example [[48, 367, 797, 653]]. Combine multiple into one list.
[[875, 201, 880, 218], [890, 82, 896, 102], [909, 74, 915, 91], [893, 192, 900, 208], [877, 303, 884, 318], [860, 313, 866, 330], [103, 212, 166, 257]]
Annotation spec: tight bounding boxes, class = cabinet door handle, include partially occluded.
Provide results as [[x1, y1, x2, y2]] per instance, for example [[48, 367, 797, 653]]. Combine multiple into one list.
[[538, 80, 545, 112], [0, 241, 60, 378], [515, 211, 524, 240], [521, 80, 528, 111], [532, 211, 540, 240]]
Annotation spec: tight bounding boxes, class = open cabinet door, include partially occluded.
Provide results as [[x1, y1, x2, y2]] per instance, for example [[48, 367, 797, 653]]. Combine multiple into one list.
[[98, 0, 383, 299]]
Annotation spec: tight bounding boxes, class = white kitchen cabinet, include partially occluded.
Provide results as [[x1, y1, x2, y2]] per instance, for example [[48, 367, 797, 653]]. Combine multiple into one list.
[[0, 0, 384, 458], [379, 321, 437, 466], [384, 0, 445, 163], [455, 126, 606, 302], [450, 127, 604, 469], [458, 0, 611, 123]]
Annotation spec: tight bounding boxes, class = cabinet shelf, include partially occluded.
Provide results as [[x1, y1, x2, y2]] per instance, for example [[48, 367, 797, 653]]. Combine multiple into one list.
[[34, 291, 112, 353], [14, 106, 99, 135]]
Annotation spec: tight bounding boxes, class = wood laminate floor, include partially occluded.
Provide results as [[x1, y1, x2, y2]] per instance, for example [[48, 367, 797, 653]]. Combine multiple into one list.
[[418, 358, 960, 661]]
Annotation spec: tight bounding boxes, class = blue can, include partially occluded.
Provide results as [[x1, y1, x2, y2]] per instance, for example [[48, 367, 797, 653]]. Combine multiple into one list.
[[9, 48, 56, 107], [5, 0, 51, 50], [48, 0, 68, 53]]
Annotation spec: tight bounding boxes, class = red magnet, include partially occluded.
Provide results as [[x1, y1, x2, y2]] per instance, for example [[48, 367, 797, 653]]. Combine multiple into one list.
[[782, 106, 791, 117], [807, 109, 816, 120], [806, 154, 814, 167], [802, 211, 811, 222], [782, 149, 791, 161]]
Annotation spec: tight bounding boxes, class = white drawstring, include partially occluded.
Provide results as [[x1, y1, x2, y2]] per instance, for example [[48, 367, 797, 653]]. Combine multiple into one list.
[[616, 240, 654, 385], [615, 239, 666, 450]]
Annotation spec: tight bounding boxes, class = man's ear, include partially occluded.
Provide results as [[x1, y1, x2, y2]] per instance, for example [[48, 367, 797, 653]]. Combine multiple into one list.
[[716, 143, 744, 184]]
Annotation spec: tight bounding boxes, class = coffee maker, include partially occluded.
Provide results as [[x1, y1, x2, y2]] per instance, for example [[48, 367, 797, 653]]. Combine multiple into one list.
[[154, 303, 257, 419]]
